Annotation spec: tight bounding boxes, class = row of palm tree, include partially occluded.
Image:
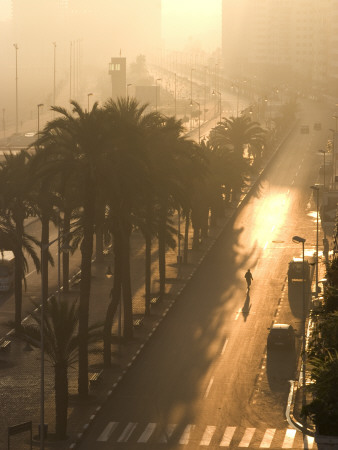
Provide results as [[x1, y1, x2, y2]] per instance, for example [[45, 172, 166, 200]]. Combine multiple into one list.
[[0, 97, 267, 439]]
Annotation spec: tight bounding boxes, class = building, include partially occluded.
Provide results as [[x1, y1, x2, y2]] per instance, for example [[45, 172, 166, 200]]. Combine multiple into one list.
[[108, 57, 127, 99]]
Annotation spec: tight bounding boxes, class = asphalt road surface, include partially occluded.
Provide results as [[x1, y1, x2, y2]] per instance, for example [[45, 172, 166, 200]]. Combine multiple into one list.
[[77, 101, 329, 449]]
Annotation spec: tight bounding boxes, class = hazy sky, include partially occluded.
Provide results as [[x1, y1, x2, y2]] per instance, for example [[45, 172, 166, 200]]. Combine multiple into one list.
[[1, 0, 221, 50]]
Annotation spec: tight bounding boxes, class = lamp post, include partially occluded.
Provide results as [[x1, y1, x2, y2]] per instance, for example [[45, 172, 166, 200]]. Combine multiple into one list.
[[37, 104, 44, 138], [174, 73, 177, 117], [319, 149, 326, 189], [190, 68, 195, 130], [53, 42, 56, 112], [212, 90, 222, 123], [155, 78, 161, 111], [203, 66, 207, 122], [190, 99, 200, 144], [13, 43, 18, 134], [127, 83, 132, 97], [2, 108, 5, 138], [87, 93, 93, 112], [310, 185, 320, 296], [292, 235, 307, 428], [231, 83, 240, 117], [105, 266, 122, 353]]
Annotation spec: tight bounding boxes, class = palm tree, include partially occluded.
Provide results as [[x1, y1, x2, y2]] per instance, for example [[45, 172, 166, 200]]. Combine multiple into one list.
[[37, 101, 108, 398], [18, 296, 102, 439], [102, 97, 154, 363], [0, 151, 41, 332]]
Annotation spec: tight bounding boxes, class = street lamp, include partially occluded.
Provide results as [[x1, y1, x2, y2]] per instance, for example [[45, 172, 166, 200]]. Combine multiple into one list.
[[105, 266, 122, 353], [292, 235, 307, 427], [174, 73, 177, 117], [37, 104, 44, 138], [53, 42, 56, 113], [87, 93, 93, 112], [212, 90, 222, 123], [13, 43, 18, 134], [190, 99, 200, 144], [127, 83, 132, 97], [310, 185, 320, 296], [2, 108, 5, 138], [155, 78, 161, 111], [190, 68, 195, 130], [319, 149, 326, 189]]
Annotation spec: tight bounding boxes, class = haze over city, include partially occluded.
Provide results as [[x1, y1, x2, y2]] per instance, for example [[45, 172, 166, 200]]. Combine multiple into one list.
[[1, 1, 338, 449]]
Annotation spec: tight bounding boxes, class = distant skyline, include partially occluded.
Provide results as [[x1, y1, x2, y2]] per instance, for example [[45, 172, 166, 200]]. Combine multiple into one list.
[[1, 0, 221, 51]]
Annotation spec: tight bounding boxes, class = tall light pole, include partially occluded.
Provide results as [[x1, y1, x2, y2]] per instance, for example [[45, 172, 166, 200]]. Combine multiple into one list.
[[174, 73, 177, 117], [310, 185, 320, 296], [53, 42, 56, 111], [155, 78, 161, 111], [319, 149, 326, 189], [127, 83, 132, 97], [190, 99, 200, 144], [13, 43, 18, 134], [212, 90, 222, 124], [203, 66, 207, 122], [87, 93, 93, 112], [2, 108, 5, 138], [37, 104, 44, 138], [190, 68, 195, 130], [231, 83, 240, 117], [292, 235, 307, 430]]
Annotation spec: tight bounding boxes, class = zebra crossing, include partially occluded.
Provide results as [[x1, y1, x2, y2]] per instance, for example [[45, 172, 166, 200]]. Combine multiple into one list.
[[97, 422, 315, 448]]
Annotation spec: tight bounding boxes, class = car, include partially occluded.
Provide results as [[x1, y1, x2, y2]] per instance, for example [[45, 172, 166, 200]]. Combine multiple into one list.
[[300, 125, 310, 134], [313, 122, 322, 130], [267, 324, 295, 350]]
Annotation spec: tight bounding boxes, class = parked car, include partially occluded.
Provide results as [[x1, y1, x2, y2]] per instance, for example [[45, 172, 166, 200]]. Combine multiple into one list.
[[267, 324, 295, 350], [300, 125, 310, 134]]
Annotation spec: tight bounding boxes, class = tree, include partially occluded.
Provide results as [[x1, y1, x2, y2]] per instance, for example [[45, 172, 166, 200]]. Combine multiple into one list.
[[18, 296, 102, 439], [37, 101, 108, 398], [0, 151, 41, 333]]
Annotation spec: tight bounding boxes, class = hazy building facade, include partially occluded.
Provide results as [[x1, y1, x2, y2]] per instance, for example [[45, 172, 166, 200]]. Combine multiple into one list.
[[222, 0, 338, 96]]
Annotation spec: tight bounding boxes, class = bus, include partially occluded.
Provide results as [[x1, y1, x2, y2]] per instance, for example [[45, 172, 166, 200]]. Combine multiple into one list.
[[0, 251, 15, 292]]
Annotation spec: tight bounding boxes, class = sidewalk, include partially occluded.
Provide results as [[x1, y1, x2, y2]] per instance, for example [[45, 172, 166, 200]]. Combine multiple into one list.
[[0, 125, 295, 450]]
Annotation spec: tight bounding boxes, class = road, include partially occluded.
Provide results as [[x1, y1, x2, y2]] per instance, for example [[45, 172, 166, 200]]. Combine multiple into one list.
[[77, 100, 328, 449]]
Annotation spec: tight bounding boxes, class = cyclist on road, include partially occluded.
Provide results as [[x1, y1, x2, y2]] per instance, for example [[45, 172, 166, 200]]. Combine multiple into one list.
[[245, 269, 253, 290]]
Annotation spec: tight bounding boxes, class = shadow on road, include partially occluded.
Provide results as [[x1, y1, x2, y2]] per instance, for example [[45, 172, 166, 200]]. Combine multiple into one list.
[[242, 292, 251, 321], [266, 347, 297, 393]]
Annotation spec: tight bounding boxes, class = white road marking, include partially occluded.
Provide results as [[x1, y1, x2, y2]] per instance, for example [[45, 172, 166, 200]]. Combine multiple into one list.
[[179, 424, 194, 444], [282, 428, 296, 448], [304, 435, 314, 449], [158, 424, 176, 443], [117, 422, 137, 442], [235, 309, 241, 320], [220, 426, 236, 446], [137, 423, 156, 443], [264, 241, 268, 250], [271, 225, 275, 232], [239, 428, 255, 447], [291, 180, 295, 185], [221, 339, 228, 355], [260, 428, 275, 447], [204, 377, 214, 398], [287, 189, 290, 195], [200, 425, 216, 445], [97, 422, 118, 442]]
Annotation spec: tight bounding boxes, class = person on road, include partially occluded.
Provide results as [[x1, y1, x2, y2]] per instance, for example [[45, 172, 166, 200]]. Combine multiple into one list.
[[245, 269, 253, 290]]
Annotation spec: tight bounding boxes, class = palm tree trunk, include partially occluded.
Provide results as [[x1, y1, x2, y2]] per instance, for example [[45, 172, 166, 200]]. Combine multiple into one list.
[[121, 228, 133, 338], [95, 197, 105, 262], [14, 215, 24, 333], [158, 200, 167, 300], [62, 207, 71, 293], [55, 362, 68, 440], [145, 201, 152, 316], [41, 207, 49, 305], [183, 208, 190, 264], [78, 184, 95, 398], [103, 235, 122, 367]]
